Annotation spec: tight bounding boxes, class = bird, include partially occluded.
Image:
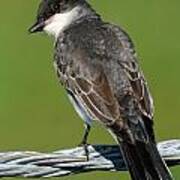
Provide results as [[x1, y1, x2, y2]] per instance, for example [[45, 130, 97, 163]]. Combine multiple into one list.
[[29, 0, 173, 179]]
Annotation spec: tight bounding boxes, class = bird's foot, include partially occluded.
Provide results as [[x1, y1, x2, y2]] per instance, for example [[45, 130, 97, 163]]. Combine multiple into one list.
[[78, 142, 90, 161]]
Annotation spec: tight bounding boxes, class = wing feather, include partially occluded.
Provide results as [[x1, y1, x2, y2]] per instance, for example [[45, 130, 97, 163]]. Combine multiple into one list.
[[66, 49, 121, 126], [71, 72, 121, 125], [108, 25, 154, 119]]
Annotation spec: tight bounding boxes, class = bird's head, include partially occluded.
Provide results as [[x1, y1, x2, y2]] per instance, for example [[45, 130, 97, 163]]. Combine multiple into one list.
[[29, 0, 86, 37]]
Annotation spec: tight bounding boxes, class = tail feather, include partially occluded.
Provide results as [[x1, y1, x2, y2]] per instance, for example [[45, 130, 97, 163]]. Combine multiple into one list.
[[147, 140, 173, 179], [120, 141, 150, 180], [135, 141, 160, 179], [117, 137, 173, 180]]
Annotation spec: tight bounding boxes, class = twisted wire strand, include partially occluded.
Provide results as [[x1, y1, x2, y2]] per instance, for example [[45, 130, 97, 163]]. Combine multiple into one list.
[[0, 140, 179, 178]]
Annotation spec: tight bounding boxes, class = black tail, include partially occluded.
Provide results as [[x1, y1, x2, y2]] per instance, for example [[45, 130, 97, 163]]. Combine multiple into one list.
[[117, 137, 173, 180]]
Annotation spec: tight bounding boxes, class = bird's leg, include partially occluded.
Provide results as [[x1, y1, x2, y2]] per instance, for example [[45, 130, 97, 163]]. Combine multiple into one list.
[[79, 123, 91, 161]]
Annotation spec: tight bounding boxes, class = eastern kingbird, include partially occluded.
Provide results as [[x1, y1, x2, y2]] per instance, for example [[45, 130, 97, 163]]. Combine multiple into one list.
[[29, 0, 173, 179]]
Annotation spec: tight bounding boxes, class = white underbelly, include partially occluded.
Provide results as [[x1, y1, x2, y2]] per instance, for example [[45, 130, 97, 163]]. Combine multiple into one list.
[[67, 92, 93, 126]]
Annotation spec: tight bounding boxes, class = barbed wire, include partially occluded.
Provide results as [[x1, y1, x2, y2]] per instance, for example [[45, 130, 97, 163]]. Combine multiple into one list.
[[0, 139, 179, 178]]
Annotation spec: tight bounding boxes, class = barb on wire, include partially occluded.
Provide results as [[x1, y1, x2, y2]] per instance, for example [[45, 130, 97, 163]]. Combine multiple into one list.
[[0, 139, 179, 178]]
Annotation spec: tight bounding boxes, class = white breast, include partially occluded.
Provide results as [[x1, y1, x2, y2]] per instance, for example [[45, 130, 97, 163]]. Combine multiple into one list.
[[44, 6, 80, 38]]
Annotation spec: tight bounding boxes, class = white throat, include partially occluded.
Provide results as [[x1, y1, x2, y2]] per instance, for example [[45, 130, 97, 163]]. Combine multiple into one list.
[[44, 6, 80, 38]]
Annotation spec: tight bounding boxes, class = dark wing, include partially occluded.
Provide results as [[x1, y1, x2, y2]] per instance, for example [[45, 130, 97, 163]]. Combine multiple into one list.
[[105, 24, 155, 141], [64, 45, 153, 142], [109, 25, 154, 120], [65, 48, 122, 127], [120, 55, 154, 120]]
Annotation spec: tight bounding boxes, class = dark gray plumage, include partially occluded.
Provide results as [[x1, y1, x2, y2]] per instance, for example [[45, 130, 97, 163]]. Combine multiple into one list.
[[29, 0, 173, 179]]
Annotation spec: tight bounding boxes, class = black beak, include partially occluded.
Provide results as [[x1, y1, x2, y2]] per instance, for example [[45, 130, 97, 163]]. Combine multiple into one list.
[[28, 21, 45, 34]]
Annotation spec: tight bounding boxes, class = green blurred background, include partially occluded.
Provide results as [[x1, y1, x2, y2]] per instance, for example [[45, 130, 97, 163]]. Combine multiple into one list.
[[0, 0, 179, 179]]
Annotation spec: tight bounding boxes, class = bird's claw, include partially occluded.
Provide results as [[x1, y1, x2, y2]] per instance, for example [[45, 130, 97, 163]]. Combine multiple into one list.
[[78, 142, 90, 161]]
